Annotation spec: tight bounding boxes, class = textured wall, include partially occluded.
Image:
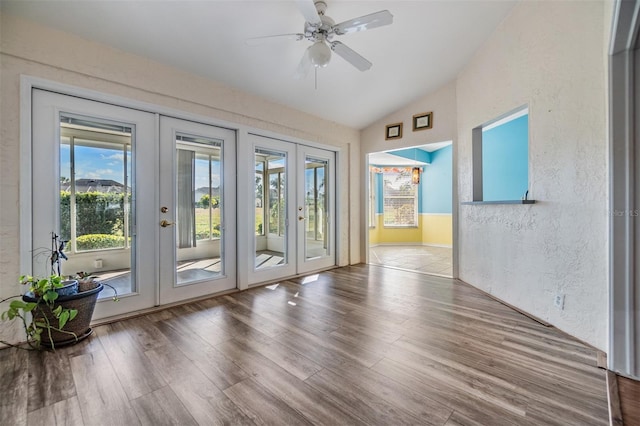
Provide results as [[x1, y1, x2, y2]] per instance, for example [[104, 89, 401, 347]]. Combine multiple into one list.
[[0, 13, 360, 307], [457, 1, 608, 350]]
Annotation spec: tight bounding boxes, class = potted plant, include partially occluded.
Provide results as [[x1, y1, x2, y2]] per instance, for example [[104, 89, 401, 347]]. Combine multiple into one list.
[[0, 233, 116, 350]]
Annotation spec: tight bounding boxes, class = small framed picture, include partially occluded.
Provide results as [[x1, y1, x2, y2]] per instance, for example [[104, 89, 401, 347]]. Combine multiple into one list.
[[385, 122, 403, 140], [412, 112, 433, 131]]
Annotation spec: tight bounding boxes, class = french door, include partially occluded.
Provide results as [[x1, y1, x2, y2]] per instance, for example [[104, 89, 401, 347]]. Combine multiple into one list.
[[32, 90, 236, 319], [158, 117, 236, 304], [247, 136, 336, 286], [33, 90, 156, 318]]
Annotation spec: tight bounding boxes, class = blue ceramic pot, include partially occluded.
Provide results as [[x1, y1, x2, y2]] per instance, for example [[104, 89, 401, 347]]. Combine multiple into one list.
[[56, 279, 79, 296]]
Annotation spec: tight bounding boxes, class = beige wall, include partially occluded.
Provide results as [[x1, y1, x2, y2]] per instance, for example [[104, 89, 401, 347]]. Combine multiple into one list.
[[456, 1, 608, 350], [0, 13, 360, 305]]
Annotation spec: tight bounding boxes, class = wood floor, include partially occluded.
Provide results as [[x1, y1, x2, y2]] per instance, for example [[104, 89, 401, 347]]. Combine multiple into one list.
[[618, 374, 640, 425], [0, 264, 609, 425]]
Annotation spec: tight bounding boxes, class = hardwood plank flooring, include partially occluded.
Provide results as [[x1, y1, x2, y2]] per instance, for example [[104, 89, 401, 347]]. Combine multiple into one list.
[[617, 374, 640, 426], [0, 264, 609, 425]]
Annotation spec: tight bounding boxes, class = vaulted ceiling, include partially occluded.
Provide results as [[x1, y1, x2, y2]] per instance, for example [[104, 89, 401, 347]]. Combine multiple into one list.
[[1, 0, 516, 129]]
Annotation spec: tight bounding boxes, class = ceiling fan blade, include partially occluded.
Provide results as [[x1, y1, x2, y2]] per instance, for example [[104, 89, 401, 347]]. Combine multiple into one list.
[[294, 47, 313, 79], [332, 10, 393, 35], [296, 0, 322, 26], [331, 41, 372, 71], [246, 33, 304, 46]]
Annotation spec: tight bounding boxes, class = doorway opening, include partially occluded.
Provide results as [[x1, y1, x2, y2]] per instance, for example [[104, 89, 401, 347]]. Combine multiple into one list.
[[367, 142, 453, 277]]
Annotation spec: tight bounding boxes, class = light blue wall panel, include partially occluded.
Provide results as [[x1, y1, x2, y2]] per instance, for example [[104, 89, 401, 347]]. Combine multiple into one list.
[[482, 115, 529, 201], [422, 145, 452, 214]]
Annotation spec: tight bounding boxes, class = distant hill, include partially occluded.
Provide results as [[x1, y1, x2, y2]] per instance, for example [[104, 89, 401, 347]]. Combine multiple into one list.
[[61, 179, 126, 193], [195, 186, 220, 200]]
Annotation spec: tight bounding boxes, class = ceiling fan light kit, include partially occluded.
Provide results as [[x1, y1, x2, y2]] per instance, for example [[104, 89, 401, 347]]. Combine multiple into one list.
[[309, 40, 331, 67], [247, 0, 393, 78]]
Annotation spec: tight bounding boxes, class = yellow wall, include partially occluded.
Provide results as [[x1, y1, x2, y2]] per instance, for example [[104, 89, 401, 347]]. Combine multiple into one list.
[[369, 214, 452, 246], [421, 214, 453, 246]]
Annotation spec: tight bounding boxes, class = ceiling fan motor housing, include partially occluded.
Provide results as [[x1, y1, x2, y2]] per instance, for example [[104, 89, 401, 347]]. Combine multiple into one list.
[[304, 13, 335, 42]]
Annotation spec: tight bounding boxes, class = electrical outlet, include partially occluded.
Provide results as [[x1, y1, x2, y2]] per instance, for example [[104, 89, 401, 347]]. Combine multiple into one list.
[[554, 294, 565, 310]]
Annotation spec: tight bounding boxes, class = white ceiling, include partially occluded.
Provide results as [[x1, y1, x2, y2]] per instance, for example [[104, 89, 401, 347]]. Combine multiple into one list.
[[1, 0, 516, 129]]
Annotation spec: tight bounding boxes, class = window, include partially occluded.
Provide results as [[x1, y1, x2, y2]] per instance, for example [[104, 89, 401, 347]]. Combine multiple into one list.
[[472, 106, 529, 202], [59, 117, 132, 252], [383, 169, 417, 227]]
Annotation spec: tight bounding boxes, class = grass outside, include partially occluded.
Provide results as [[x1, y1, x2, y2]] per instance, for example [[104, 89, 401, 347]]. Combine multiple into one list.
[[195, 207, 220, 239], [195, 207, 264, 238]]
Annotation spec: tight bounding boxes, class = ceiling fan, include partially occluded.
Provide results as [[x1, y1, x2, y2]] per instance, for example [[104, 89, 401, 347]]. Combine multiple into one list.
[[246, 0, 393, 78]]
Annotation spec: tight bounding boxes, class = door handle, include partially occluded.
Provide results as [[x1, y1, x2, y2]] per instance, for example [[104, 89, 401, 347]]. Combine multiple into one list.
[[298, 216, 305, 221], [160, 220, 174, 227]]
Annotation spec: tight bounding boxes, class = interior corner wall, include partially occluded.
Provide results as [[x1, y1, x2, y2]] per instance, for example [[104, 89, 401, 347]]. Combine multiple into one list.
[[457, 1, 608, 350], [0, 13, 361, 304]]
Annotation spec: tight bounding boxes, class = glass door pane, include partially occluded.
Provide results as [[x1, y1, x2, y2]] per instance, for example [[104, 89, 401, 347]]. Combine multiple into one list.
[[59, 117, 135, 299], [175, 135, 223, 285], [304, 157, 328, 259], [255, 149, 287, 270]]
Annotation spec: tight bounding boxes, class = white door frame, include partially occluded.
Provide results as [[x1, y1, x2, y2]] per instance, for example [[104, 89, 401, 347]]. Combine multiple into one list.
[[609, 0, 640, 380]]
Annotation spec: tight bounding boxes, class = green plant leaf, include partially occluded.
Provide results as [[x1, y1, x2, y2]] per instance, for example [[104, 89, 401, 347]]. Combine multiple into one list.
[[9, 300, 26, 310], [44, 290, 59, 302], [51, 275, 62, 287], [69, 309, 78, 321], [58, 311, 70, 329], [52, 305, 62, 316], [23, 302, 37, 312]]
